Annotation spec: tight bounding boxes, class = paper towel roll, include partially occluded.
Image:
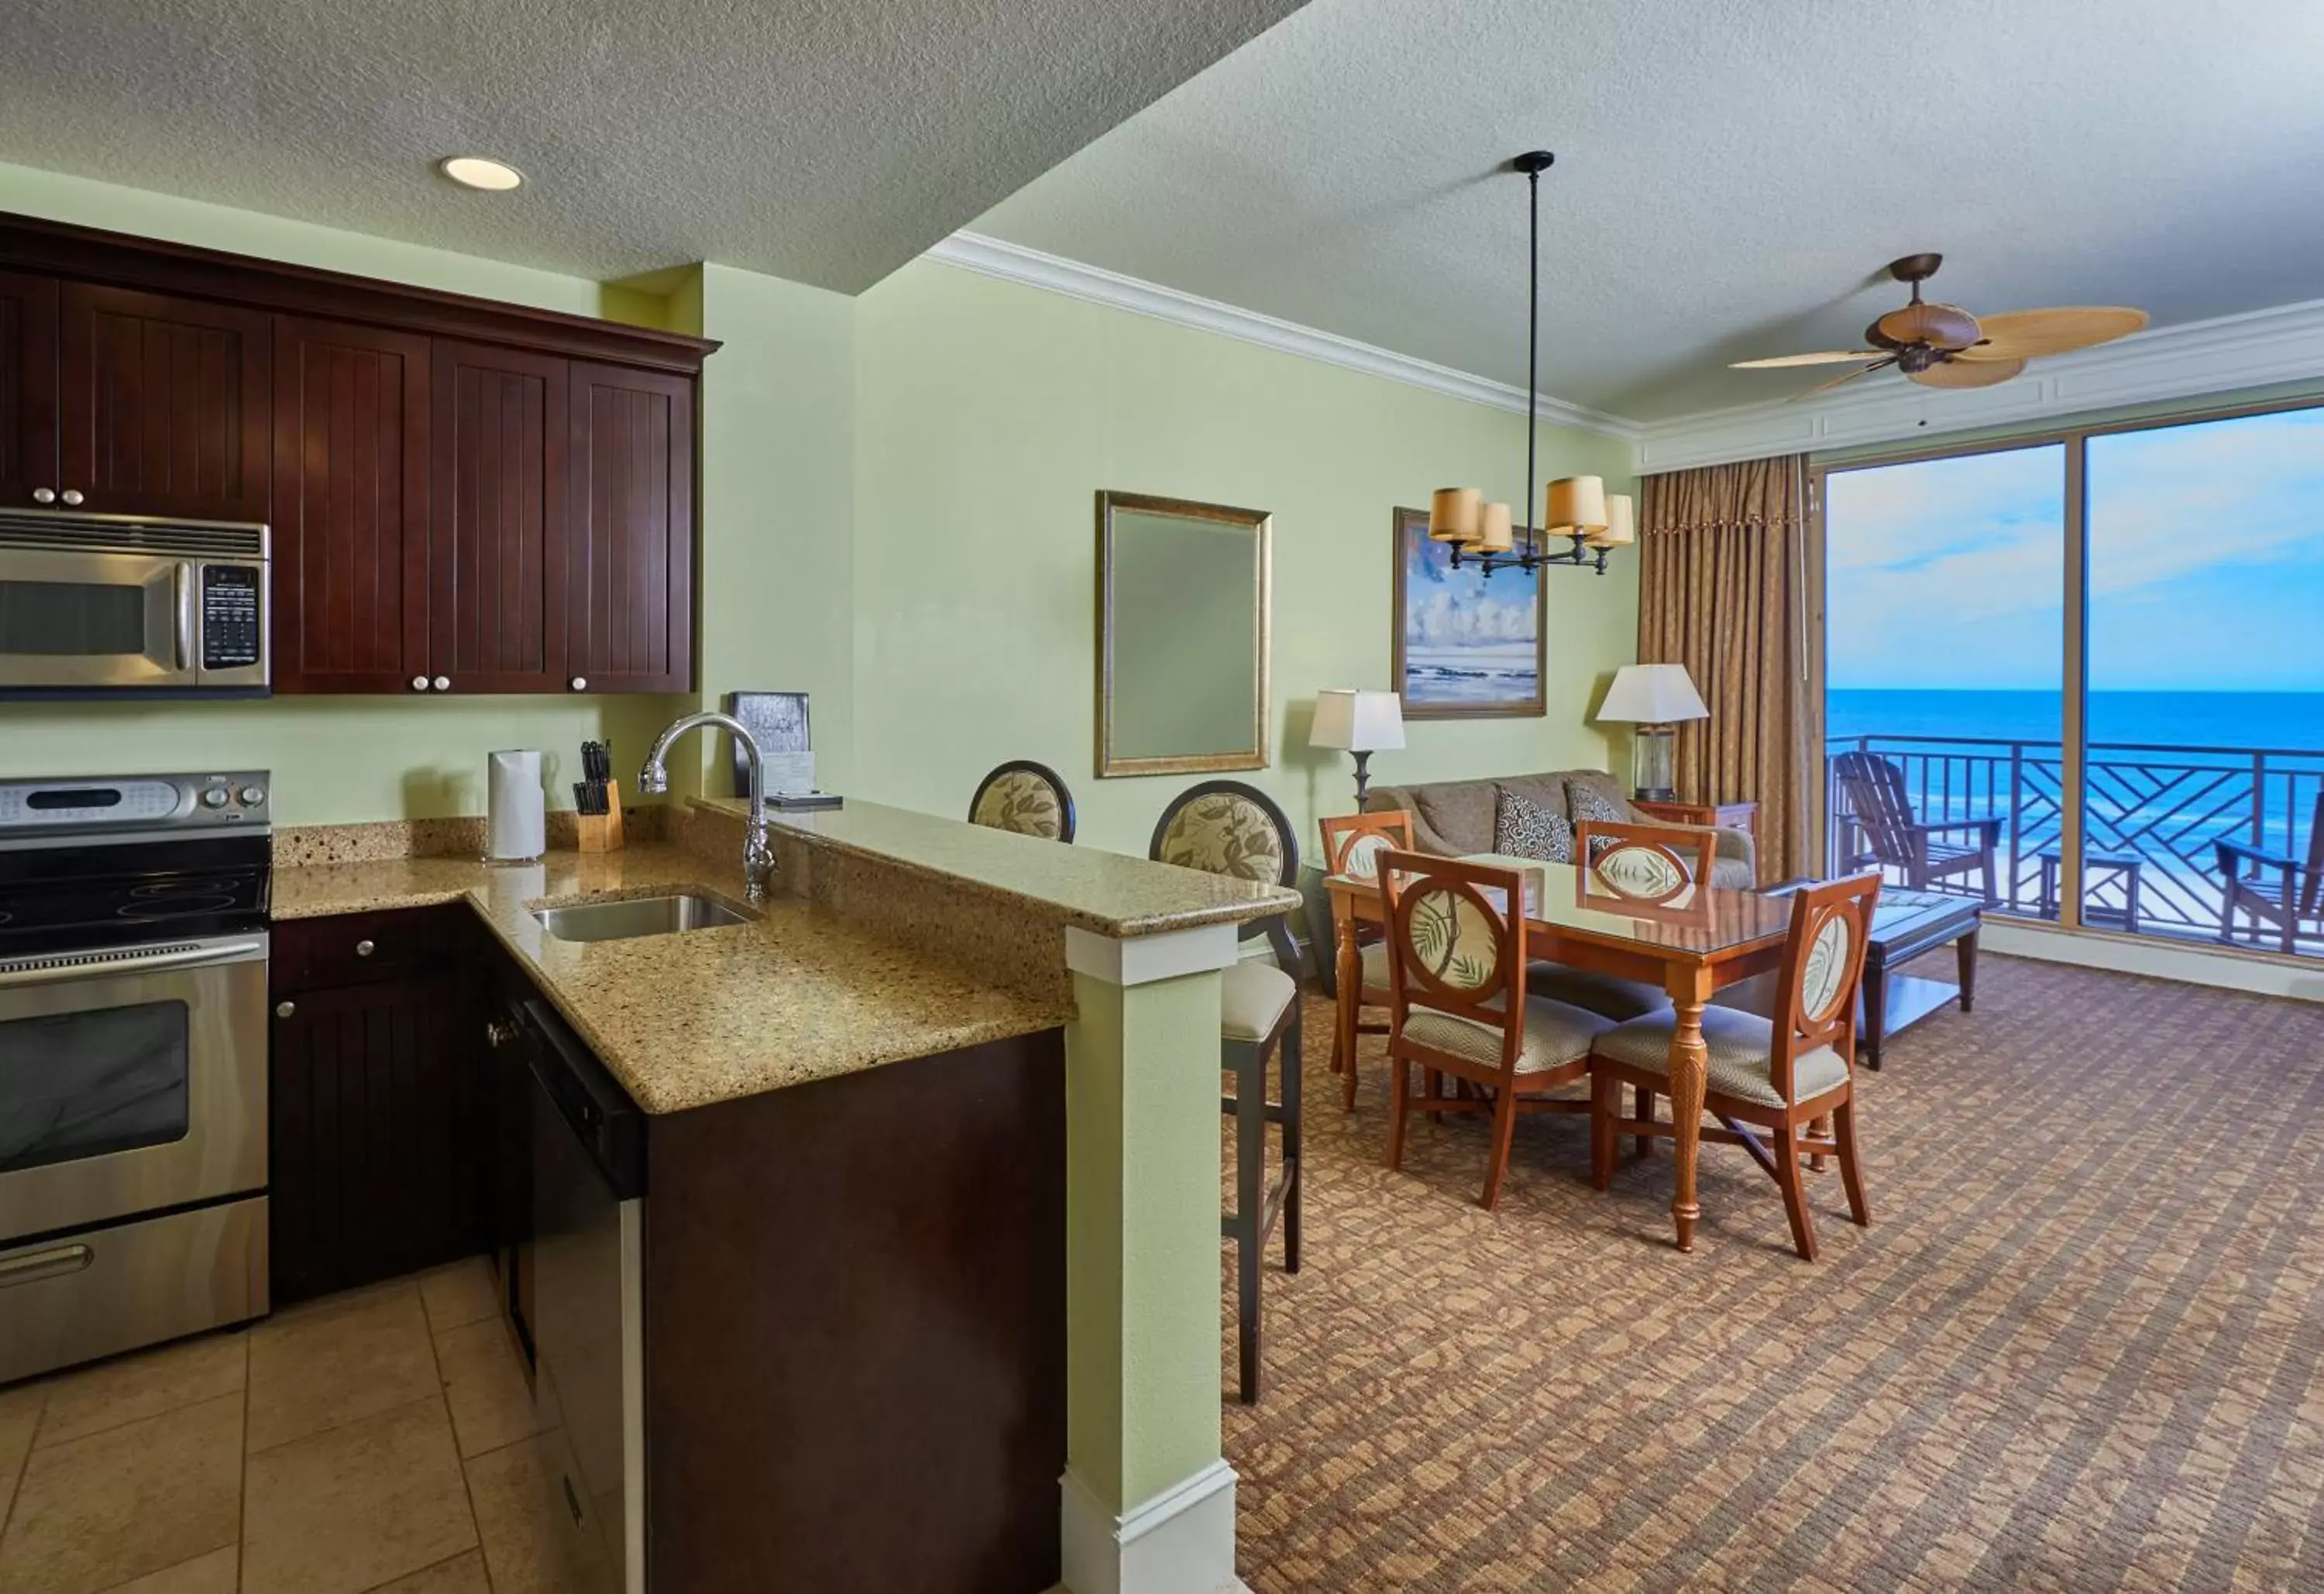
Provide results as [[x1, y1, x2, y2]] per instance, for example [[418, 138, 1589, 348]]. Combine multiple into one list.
[[487, 749, 545, 863]]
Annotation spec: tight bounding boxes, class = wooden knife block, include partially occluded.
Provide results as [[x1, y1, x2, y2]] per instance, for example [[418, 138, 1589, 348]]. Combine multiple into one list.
[[576, 779, 626, 854]]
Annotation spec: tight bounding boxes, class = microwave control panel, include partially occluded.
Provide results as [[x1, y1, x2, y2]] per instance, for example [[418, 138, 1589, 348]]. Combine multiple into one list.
[[201, 565, 263, 670]]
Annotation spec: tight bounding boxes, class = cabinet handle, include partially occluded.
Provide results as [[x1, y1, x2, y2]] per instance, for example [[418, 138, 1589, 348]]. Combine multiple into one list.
[[485, 1018, 520, 1049], [570, 677, 587, 692], [432, 676, 451, 692], [411, 675, 429, 692], [60, 489, 83, 507], [275, 1000, 297, 1019], [355, 939, 376, 957], [31, 488, 54, 505]]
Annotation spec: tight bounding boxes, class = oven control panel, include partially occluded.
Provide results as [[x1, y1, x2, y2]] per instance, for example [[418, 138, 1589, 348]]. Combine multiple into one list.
[[201, 565, 263, 671], [0, 771, 271, 834]]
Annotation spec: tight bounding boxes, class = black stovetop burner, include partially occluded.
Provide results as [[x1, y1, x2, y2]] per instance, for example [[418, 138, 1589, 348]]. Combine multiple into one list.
[[0, 771, 273, 957]]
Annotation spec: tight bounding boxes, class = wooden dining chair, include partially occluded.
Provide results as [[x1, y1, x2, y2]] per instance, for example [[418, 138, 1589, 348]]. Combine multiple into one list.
[[1150, 780, 1301, 1403], [2216, 790, 2323, 956], [1587, 873, 1882, 1261], [1317, 809, 1415, 1111], [968, 759, 1077, 842], [1377, 851, 1615, 1210], [1572, 817, 1714, 903]]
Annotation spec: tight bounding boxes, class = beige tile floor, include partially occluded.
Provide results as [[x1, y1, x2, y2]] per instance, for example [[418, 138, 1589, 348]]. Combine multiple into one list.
[[0, 1256, 601, 1594]]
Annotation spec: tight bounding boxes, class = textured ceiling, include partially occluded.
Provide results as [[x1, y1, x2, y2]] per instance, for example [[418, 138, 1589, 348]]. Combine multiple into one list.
[[971, 0, 2324, 421], [0, 0, 1308, 292]]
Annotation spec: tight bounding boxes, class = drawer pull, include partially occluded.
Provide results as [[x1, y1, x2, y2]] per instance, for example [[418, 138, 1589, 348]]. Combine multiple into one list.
[[0, 1243, 94, 1289], [355, 940, 376, 957], [276, 1000, 297, 1019]]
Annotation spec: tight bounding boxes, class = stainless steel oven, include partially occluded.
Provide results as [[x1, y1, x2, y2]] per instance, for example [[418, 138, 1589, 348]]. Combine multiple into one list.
[[0, 509, 269, 696], [0, 772, 273, 1384]]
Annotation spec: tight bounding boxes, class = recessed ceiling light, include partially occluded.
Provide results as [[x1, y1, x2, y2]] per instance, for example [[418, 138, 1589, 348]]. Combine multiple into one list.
[[438, 156, 524, 192]]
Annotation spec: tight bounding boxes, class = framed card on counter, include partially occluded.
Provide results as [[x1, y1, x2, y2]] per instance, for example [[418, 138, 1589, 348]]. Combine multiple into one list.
[[720, 691, 812, 797]]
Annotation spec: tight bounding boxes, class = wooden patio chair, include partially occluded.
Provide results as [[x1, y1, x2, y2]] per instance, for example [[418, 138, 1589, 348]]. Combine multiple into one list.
[[1589, 872, 1882, 1261], [1831, 751, 2002, 905], [2216, 791, 2324, 957]]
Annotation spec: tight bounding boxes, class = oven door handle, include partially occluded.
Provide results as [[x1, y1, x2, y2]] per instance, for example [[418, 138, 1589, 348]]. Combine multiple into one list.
[[175, 561, 198, 673], [0, 936, 268, 991]]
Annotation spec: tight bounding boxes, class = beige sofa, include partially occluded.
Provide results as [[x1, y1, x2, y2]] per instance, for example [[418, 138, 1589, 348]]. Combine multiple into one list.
[[1367, 768, 1756, 889], [1363, 768, 1756, 1022]]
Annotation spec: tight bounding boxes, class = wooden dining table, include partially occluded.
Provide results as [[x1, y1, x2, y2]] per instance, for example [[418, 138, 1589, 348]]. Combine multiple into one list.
[[1323, 853, 1797, 1252]]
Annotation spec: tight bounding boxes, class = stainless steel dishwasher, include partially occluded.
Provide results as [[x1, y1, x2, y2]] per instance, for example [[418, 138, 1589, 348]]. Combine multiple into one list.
[[514, 996, 646, 1594]]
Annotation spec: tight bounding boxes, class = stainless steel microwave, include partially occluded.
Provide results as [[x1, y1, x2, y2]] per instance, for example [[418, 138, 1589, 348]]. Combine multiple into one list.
[[0, 510, 269, 696]]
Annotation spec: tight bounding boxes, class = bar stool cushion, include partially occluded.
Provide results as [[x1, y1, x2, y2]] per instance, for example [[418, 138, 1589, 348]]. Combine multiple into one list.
[[1592, 1006, 1849, 1108], [1404, 995, 1611, 1074], [1222, 960, 1299, 1043]]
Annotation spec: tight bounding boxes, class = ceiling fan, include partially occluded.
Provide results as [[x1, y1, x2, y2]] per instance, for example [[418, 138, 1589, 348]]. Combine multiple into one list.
[[1731, 253, 2148, 398]]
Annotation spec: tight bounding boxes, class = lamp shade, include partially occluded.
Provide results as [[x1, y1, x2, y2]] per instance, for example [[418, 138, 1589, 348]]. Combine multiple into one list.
[[1545, 475, 1608, 536], [1596, 663, 1709, 724], [1428, 487, 1483, 545], [1476, 501, 1514, 553], [1311, 689, 1406, 752], [1587, 493, 1636, 551]]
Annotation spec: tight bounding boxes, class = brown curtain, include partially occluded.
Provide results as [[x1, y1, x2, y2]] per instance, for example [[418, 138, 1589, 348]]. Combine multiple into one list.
[[1637, 455, 1820, 882]]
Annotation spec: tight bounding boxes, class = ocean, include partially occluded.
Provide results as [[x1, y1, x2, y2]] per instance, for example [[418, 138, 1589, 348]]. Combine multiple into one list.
[[1827, 689, 2324, 756], [1824, 689, 2322, 936]]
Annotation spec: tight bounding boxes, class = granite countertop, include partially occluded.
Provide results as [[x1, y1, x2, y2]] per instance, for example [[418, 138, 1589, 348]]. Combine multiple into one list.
[[698, 795, 1303, 935], [272, 843, 1074, 1115]]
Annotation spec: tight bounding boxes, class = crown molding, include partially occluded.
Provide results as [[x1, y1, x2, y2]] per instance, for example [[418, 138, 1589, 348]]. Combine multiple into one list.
[[1632, 296, 2324, 473], [923, 230, 1640, 443]]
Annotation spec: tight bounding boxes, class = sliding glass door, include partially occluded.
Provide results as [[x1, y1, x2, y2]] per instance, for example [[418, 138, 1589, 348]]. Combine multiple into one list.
[[1824, 444, 2065, 919], [1820, 400, 2324, 960]]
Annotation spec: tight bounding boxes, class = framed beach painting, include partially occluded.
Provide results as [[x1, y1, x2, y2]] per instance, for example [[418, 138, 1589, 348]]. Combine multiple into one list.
[[1391, 506, 1546, 719]]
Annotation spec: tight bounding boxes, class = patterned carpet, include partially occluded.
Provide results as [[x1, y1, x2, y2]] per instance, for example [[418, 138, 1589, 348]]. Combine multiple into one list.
[[1222, 954, 2324, 1592]]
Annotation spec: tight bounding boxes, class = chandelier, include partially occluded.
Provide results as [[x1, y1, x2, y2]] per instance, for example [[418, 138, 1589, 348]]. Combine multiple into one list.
[[1428, 150, 1633, 579]]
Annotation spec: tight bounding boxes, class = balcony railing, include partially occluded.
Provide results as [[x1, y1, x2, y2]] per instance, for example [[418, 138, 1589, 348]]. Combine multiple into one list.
[[1825, 733, 2324, 957]]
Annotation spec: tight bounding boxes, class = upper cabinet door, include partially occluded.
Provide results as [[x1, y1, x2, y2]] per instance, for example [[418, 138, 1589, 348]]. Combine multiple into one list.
[[0, 271, 60, 511], [270, 316, 431, 694], [566, 362, 696, 694], [58, 283, 272, 523], [429, 341, 569, 693]]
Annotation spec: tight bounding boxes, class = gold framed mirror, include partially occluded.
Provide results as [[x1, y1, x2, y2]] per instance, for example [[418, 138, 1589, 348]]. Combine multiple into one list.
[[1096, 490, 1272, 778]]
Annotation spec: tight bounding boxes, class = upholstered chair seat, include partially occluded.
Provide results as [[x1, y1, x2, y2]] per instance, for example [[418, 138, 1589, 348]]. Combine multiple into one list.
[[1222, 960, 1299, 1044], [1404, 996, 1611, 1076], [1593, 1007, 1850, 1109]]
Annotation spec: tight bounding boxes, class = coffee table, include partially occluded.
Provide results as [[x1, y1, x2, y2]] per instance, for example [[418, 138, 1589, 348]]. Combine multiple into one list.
[[1858, 886, 1981, 1068]]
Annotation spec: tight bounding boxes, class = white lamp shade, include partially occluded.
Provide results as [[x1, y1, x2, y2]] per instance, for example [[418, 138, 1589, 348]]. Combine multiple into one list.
[[1597, 663, 1709, 724], [1311, 688, 1406, 751]]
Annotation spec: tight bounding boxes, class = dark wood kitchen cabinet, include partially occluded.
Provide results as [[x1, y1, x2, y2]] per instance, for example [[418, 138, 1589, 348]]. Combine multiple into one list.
[[0, 269, 58, 509], [269, 906, 490, 1305], [0, 210, 714, 694], [430, 340, 569, 694], [59, 282, 273, 523], [566, 360, 695, 692], [270, 315, 431, 693]]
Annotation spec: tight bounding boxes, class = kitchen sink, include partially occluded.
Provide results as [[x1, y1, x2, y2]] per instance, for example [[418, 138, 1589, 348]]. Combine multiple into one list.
[[533, 891, 752, 943]]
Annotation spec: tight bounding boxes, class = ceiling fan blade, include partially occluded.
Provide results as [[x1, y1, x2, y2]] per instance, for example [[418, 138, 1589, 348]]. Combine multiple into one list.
[[1731, 350, 1887, 369], [1787, 359, 1895, 401], [1908, 356, 2027, 390], [1956, 307, 2148, 361]]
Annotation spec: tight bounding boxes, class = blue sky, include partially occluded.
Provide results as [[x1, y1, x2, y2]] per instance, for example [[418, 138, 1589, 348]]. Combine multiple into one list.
[[1826, 407, 2324, 692]]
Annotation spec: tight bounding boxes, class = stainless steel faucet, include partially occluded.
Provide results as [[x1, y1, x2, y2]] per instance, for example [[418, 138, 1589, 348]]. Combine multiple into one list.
[[638, 711, 775, 902]]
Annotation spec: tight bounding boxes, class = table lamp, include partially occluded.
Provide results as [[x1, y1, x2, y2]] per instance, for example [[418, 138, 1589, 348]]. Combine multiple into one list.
[[1311, 689, 1405, 810], [1595, 664, 1709, 801]]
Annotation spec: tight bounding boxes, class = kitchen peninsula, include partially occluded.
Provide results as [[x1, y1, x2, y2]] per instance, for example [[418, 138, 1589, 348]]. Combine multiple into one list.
[[269, 795, 1297, 1594]]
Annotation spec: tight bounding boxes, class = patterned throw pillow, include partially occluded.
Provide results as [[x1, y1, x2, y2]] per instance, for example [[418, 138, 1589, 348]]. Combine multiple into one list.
[[1566, 779, 1628, 860], [1494, 788, 1573, 864]]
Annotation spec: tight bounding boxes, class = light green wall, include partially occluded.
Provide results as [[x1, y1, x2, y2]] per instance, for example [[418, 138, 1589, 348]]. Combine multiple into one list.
[[849, 259, 1639, 860]]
